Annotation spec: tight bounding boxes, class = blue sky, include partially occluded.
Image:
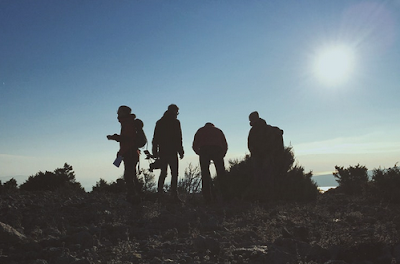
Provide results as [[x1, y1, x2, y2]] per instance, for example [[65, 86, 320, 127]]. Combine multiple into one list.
[[1, 1, 399, 190]]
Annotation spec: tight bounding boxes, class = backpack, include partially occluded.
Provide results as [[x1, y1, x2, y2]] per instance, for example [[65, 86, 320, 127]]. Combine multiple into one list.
[[268, 125, 284, 151], [134, 119, 147, 148]]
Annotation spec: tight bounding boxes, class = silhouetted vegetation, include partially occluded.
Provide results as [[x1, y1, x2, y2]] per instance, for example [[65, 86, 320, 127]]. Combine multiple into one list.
[[19, 163, 84, 192], [92, 170, 156, 194], [0, 178, 18, 193], [216, 147, 319, 202], [333, 164, 369, 195], [92, 178, 126, 193], [333, 163, 400, 203], [177, 163, 202, 194], [370, 164, 400, 203]]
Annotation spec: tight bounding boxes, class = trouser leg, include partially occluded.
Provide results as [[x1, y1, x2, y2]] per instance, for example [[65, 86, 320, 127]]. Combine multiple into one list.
[[123, 149, 136, 195], [169, 154, 179, 196], [200, 154, 212, 202], [158, 158, 168, 193], [213, 155, 226, 200]]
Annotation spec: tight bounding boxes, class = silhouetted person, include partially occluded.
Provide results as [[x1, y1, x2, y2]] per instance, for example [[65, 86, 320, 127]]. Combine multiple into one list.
[[247, 111, 284, 199], [193, 122, 228, 204], [107, 105, 142, 203], [152, 104, 184, 202]]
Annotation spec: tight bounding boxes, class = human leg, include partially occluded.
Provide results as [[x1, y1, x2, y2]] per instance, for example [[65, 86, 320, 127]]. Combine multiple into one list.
[[168, 154, 179, 196], [200, 151, 212, 202], [158, 157, 168, 193], [123, 149, 136, 195]]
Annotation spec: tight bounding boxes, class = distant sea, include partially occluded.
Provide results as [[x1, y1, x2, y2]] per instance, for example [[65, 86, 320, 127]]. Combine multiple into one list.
[[311, 173, 338, 189]]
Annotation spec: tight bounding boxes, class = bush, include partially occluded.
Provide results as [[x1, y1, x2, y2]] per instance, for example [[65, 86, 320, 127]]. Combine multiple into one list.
[[92, 178, 126, 193], [92, 170, 156, 193], [217, 147, 319, 202], [178, 163, 202, 194], [0, 178, 19, 193], [371, 165, 400, 203], [3, 178, 18, 191], [215, 154, 253, 200], [276, 164, 319, 201], [141, 170, 157, 193], [20, 163, 84, 192], [333, 164, 368, 195]]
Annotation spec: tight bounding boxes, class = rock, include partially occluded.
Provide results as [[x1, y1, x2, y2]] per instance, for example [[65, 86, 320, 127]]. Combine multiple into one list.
[[0, 221, 28, 245]]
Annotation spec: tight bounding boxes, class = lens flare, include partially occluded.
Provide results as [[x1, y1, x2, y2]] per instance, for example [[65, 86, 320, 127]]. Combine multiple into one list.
[[313, 45, 355, 86]]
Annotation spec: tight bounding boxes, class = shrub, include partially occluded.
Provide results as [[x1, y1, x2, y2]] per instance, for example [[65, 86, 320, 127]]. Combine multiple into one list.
[[141, 170, 157, 193], [371, 165, 400, 203], [215, 154, 253, 200], [217, 147, 319, 202], [275, 164, 318, 201], [3, 178, 18, 191], [92, 178, 126, 193], [91, 170, 156, 193], [178, 163, 202, 194], [20, 163, 84, 192], [333, 164, 368, 195], [0, 178, 19, 193]]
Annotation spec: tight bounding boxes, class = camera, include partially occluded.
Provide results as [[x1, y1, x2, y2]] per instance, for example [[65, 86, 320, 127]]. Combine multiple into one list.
[[149, 159, 161, 172], [144, 150, 161, 172]]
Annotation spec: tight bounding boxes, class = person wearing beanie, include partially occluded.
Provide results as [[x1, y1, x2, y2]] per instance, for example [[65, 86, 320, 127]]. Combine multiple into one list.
[[107, 105, 142, 203]]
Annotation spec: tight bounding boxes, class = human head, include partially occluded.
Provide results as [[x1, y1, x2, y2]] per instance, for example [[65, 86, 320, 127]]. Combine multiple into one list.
[[168, 104, 179, 113], [167, 104, 179, 118], [249, 111, 259, 123], [117, 105, 131, 119]]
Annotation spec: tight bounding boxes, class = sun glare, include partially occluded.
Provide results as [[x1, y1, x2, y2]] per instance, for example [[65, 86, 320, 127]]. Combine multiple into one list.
[[313, 45, 355, 86]]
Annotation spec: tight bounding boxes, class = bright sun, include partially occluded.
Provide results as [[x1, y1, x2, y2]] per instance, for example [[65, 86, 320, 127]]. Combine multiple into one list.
[[313, 45, 355, 86]]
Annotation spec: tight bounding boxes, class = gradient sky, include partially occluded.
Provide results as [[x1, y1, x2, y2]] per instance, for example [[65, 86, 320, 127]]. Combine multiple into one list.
[[1, 1, 399, 190]]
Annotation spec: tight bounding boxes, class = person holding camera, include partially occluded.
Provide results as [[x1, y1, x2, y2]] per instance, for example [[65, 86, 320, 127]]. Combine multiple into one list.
[[107, 105, 142, 204], [192, 122, 228, 204], [152, 104, 184, 202]]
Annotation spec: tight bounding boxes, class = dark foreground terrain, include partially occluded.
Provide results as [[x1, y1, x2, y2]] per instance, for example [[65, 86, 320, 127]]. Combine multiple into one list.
[[1, 190, 400, 264]]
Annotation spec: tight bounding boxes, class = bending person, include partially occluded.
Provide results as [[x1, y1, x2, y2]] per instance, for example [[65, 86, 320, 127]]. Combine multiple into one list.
[[193, 122, 228, 203]]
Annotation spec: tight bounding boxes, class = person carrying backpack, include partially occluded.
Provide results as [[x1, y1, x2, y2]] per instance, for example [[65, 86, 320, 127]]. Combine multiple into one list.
[[107, 105, 144, 204], [247, 111, 284, 200]]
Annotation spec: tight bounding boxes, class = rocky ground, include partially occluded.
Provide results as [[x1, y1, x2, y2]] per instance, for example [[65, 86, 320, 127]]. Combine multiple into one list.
[[1, 189, 400, 264]]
